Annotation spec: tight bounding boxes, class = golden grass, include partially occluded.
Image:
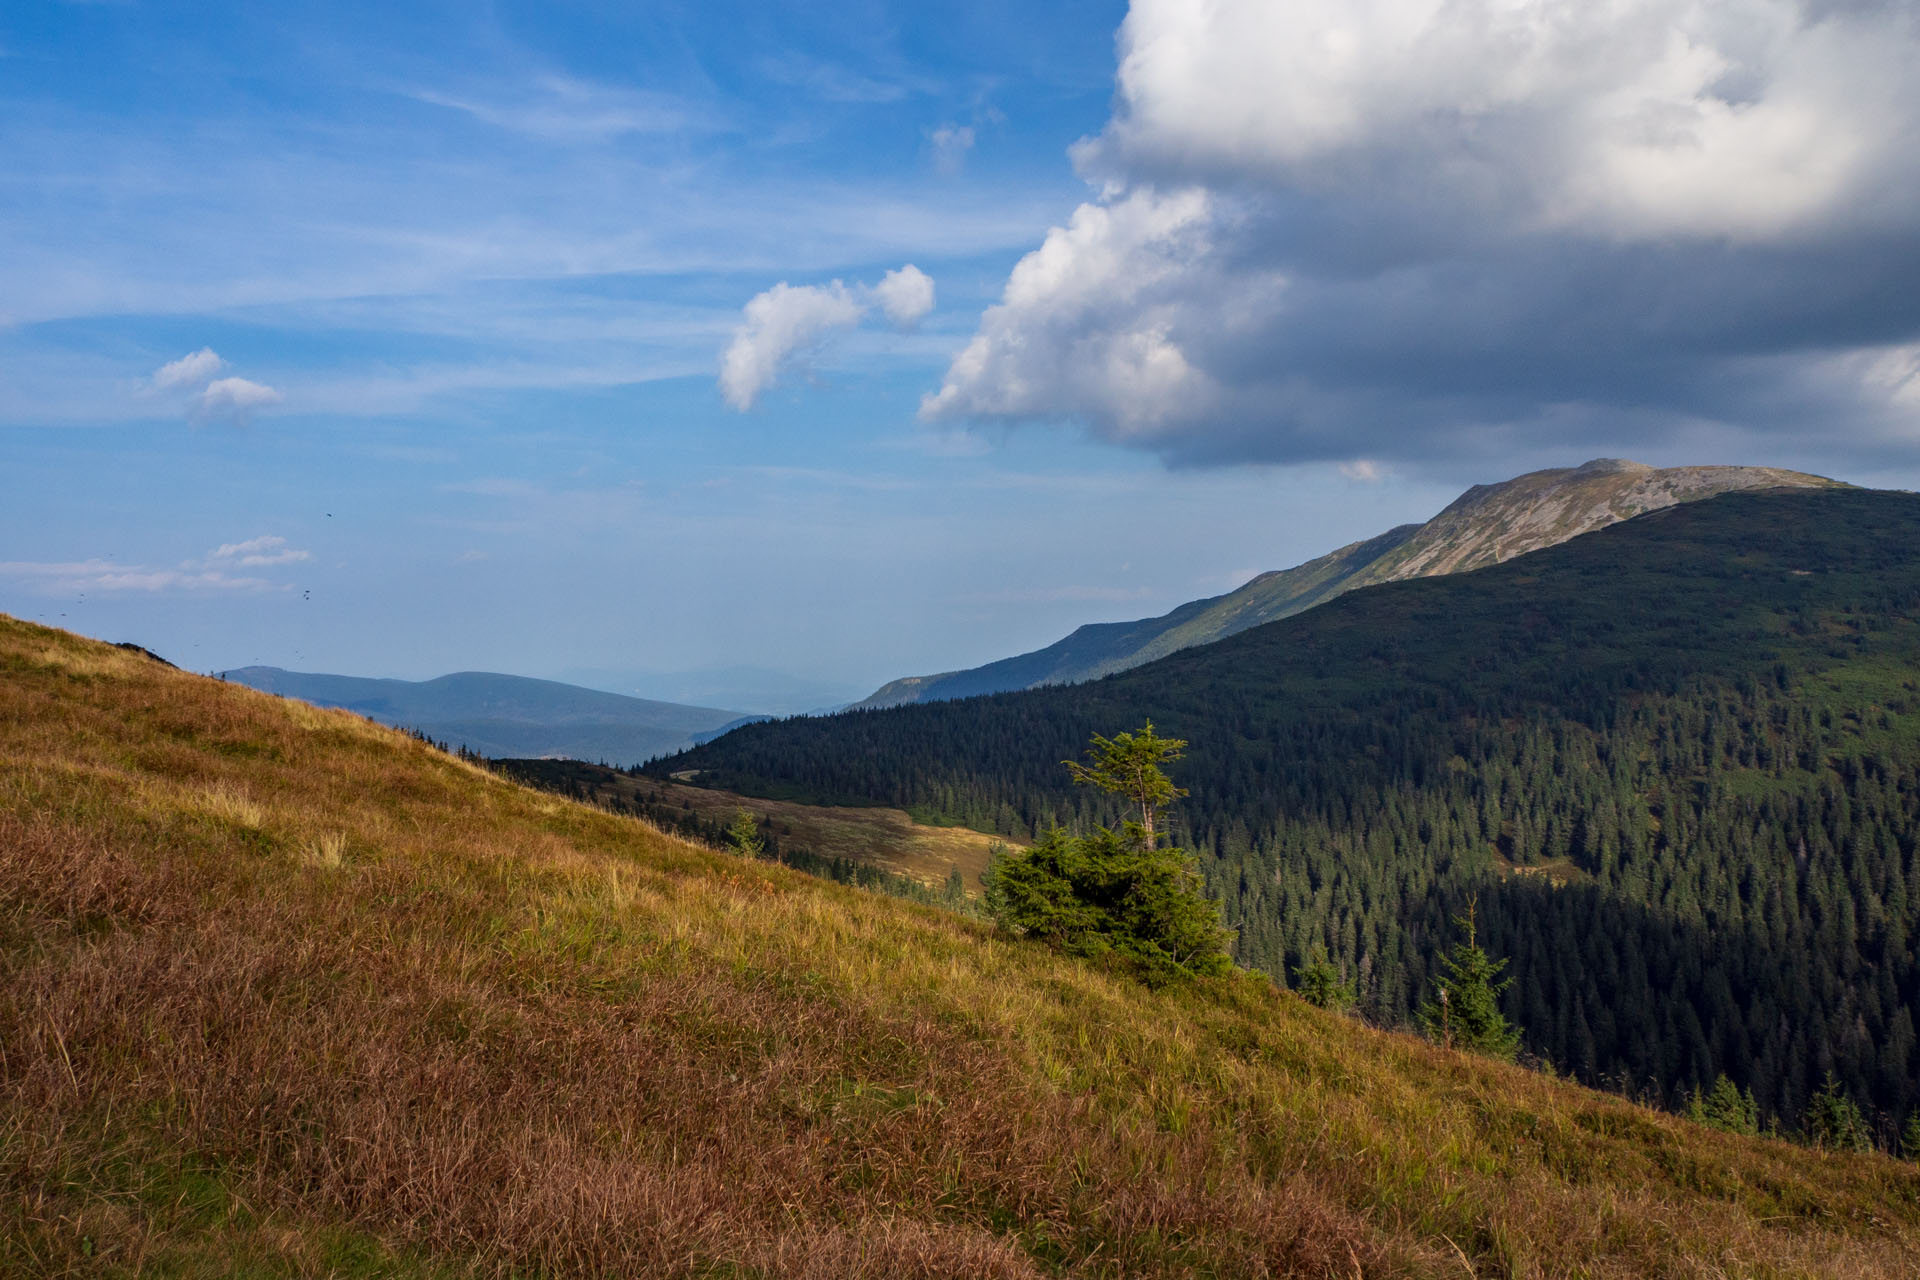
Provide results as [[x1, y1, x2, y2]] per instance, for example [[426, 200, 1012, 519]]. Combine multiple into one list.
[[195, 780, 266, 829], [2, 614, 1918, 1278], [301, 829, 349, 869]]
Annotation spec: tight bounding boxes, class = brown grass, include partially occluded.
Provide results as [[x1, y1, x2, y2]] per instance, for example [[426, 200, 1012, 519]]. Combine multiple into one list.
[[2, 615, 1917, 1278]]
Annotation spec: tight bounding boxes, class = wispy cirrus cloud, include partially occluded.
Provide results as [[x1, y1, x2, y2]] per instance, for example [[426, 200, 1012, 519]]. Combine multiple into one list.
[[755, 52, 931, 104], [0, 560, 271, 594], [206, 535, 310, 568], [402, 74, 711, 143], [0, 535, 312, 594]]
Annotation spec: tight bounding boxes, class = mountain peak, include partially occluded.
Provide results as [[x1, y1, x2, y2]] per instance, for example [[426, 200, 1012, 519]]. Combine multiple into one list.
[[1376, 461, 1842, 585]]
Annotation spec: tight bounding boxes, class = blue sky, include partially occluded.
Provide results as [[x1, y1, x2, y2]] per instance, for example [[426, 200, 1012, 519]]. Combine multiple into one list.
[[6, 0, 1920, 710]]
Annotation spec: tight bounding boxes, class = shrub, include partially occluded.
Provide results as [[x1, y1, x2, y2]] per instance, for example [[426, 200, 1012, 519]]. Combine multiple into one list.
[[985, 825, 1233, 978], [1293, 948, 1356, 1011]]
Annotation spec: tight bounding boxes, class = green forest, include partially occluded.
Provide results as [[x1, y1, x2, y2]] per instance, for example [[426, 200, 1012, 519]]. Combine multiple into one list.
[[655, 489, 1920, 1144]]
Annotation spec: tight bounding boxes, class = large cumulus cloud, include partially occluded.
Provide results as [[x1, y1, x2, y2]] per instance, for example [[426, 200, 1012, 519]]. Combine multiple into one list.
[[924, 0, 1920, 465]]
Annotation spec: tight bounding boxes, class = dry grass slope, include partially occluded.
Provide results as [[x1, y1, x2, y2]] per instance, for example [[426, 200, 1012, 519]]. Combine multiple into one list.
[[2, 616, 1917, 1279]]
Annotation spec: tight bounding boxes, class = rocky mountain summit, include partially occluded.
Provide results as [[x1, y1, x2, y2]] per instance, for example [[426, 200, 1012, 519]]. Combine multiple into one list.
[[1353, 458, 1841, 585]]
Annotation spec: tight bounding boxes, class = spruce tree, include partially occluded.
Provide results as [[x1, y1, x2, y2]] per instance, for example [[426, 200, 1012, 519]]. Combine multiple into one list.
[[725, 808, 765, 858], [1294, 947, 1356, 1011], [1421, 898, 1521, 1060], [986, 728, 1232, 978], [1901, 1112, 1920, 1162], [1803, 1073, 1873, 1152], [1063, 722, 1189, 850], [1686, 1074, 1760, 1135]]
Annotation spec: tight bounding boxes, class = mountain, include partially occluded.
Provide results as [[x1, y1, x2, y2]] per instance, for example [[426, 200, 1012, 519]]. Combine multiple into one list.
[[222, 666, 751, 764], [858, 458, 1841, 708], [556, 663, 868, 718], [6, 614, 1917, 1276], [659, 487, 1920, 1132]]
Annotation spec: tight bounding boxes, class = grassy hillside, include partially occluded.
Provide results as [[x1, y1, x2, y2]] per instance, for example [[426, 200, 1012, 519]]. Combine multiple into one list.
[[659, 488, 1920, 1131], [4, 618, 1918, 1277], [223, 666, 751, 764], [855, 459, 1837, 709]]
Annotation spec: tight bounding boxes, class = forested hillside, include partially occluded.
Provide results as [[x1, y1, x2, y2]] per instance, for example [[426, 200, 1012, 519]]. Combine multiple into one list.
[[659, 488, 1920, 1139]]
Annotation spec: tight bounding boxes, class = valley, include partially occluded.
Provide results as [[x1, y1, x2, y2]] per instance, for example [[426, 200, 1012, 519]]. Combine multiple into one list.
[[490, 758, 1004, 894]]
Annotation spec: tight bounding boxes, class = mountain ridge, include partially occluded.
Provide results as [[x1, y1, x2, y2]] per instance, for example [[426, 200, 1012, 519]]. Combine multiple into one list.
[[857, 458, 1841, 709], [223, 665, 753, 764]]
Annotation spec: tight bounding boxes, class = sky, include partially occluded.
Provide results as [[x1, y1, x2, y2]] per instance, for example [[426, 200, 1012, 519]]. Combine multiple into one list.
[[5, 0, 1920, 712]]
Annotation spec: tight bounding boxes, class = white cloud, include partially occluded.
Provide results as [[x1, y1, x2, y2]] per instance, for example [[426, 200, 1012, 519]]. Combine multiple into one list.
[[930, 124, 976, 174], [195, 376, 283, 424], [149, 347, 225, 391], [719, 264, 938, 410], [923, 187, 1227, 439], [756, 53, 926, 104], [405, 75, 701, 144], [870, 264, 935, 327], [0, 535, 311, 594], [1339, 460, 1384, 483], [718, 282, 865, 410], [208, 535, 311, 567], [139, 349, 282, 425], [0, 559, 273, 594], [1092, 0, 1919, 240], [928, 0, 1920, 464]]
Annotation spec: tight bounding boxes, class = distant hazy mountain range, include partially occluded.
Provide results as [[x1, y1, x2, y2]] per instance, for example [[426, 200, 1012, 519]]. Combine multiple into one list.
[[554, 664, 868, 718], [856, 458, 1841, 708], [223, 667, 754, 765]]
